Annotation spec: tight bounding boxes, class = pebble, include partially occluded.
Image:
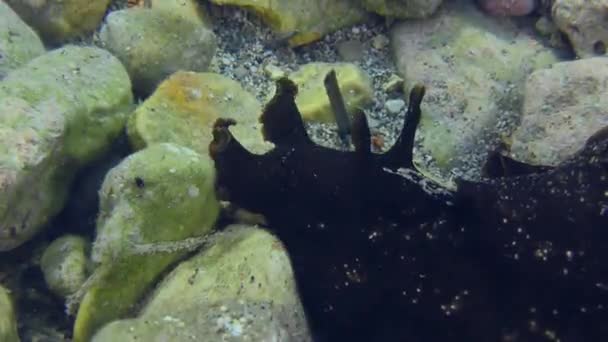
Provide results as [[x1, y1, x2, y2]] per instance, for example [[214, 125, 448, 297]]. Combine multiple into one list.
[[385, 99, 405, 114]]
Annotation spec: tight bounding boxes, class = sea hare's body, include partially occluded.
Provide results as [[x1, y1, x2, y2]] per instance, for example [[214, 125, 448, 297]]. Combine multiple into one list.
[[209, 78, 608, 341]]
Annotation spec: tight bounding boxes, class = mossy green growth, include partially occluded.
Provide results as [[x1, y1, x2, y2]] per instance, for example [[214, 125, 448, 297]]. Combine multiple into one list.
[[289, 62, 374, 123], [92, 225, 310, 342], [0, 286, 19, 342], [127, 71, 271, 155], [4, 0, 110, 45], [40, 235, 90, 298], [209, 0, 368, 46], [99, 8, 217, 95], [0, 45, 133, 251], [0, 1, 45, 79], [73, 143, 221, 342]]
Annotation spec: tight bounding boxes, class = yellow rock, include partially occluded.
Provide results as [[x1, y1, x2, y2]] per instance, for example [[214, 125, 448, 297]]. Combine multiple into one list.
[[5, 0, 111, 44], [209, 0, 368, 46], [289, 63, 374, 123], [127, 71, 272, 155]]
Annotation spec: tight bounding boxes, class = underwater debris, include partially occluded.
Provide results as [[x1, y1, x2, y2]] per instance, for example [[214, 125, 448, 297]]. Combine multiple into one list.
[[209, 76, 608, 341]]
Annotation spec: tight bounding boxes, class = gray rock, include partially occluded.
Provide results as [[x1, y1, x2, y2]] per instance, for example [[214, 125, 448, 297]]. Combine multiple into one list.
[[552, 0, 608, 58], [0, 1, 44, 79], [0, 46, 133, 251], [510, 57, 608, 165], [92, 224, 311, 342], [385, 98, 405, 114], [99, 8, 217, 95], [337, 40, 365, 62], [391, 0, 560, 179]]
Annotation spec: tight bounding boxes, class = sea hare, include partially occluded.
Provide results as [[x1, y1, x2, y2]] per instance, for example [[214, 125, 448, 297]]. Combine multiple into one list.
[[209, 77, 608, 341]]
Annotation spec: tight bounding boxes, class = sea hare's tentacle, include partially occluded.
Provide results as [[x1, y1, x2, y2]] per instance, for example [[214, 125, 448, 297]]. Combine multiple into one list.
[[209, 118, 237, 156], [324, 69, 351, 143], [382, 84, 425, 169], [351, 110, 371, 154], [259, 77, 310, 146]]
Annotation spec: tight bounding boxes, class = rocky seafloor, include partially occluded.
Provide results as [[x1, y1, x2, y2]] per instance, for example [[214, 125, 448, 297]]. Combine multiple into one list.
[[1, 0, 607, 341]]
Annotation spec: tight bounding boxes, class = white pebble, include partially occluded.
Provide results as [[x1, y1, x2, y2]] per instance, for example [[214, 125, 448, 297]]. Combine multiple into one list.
[[385, 99, 405, 114]]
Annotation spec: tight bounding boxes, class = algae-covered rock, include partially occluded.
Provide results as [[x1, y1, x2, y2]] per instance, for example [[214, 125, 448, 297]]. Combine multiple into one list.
[[127, 71, 271, 155], [552, 0, 608, 58], [209, 0, 368, 46], [40, 235, 90, 298], [0, 45, 133, 251], [0, 1, 45, 79], [510, 57, 608, 166], [148, 0, 212, 25], [361, 0, 443, 19], [92, 224, 311, 342], [99, 8, 217, 95], [290, 62, 374, 123], [73, 143, 220, 342], [391, 0, 560, 179], [0, 286, 19, 342], [4, 0, 110, 45]]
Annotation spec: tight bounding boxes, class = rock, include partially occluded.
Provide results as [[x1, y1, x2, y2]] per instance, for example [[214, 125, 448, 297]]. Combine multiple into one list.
[[147, 0, 211, 25], [510, 57, 608, 165], [263, 64, 286, 80], [289, 62, 374, 123], [371, 34, 390, 50], [385, 98, 405, 114], [209, 0, 368, 47], [40, 235, 90, 298], [382, 74, 404, 93], [91, 224, 311, 342], [0, 286, 19, 342], [0, 45, 133, 251], [476, 0, 537, 16], [99, 8, 217, 95], [4, 0, 110, 45], [337, 40, 365, 62], [361, 0, 443, 19], [552, 0, 608, 57], [72, 143, 221, 342], [0, 1, 45, 79], [127, 71, 271, 155], [391, 0, 560, 179]]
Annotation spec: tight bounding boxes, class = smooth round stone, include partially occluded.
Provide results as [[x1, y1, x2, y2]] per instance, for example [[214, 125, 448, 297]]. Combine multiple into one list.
[[385, 99, 406, 114]]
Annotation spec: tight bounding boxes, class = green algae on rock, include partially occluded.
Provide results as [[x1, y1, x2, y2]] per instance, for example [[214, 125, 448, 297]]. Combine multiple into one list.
[[4, 0, 110, 45], [99, 8, 217, 96], [209, 0, 369, 47], [0, 1, 45, 79], [0, 45, 133, 251], [391, 0, 560, 179], [92, 224, 311, 342], [72, 143, 220, 342], [147, 0, 212, 26], [41, 235, 90, 298], [361, 0, 443, 19], [510, 57, 608, 166], [289, 62, 373, 123], [552, 0, 608, 58], [0, 285, 19, 342], [127, 71, 271, 155]]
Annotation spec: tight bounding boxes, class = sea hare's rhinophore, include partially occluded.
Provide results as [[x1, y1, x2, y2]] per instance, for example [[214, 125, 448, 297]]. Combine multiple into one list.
[[209, 76, 608, 341]]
